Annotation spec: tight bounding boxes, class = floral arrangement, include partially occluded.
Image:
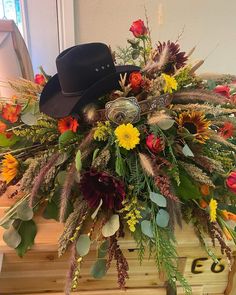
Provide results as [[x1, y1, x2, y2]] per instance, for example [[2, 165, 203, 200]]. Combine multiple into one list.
[[1, 19, 236, 294]]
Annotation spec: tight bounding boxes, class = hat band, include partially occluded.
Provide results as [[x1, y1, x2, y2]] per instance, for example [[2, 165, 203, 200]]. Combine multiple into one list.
[[62, 89, 85, 97]]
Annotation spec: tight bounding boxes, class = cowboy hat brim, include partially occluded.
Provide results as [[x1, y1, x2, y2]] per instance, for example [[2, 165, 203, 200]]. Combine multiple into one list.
[[40, 65, 140, 118]]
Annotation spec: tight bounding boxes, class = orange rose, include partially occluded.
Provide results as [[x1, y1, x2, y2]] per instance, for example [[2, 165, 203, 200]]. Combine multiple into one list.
[[2, 104, 21, 123], [129, 72, 143, 91], [199, 199, 208, 209]]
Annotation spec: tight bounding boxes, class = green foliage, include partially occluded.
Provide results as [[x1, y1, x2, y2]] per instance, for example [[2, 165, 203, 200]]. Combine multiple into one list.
[[174, 169, 201, 201], [115, 144, 126, 177], [0, 133, 18, 147], [16, 220, 37, 257]]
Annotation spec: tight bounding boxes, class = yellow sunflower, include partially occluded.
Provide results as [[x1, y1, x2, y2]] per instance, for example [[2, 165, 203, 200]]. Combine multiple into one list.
[[1, 154, 19, 184], [114, 123, 140, 150], [176, 111, 211, 144]]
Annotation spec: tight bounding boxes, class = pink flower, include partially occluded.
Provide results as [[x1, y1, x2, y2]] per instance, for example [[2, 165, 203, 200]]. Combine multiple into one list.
[[129, 19, 147, 38], [226, 171, 236, 193], [214, 85, 230, 99]]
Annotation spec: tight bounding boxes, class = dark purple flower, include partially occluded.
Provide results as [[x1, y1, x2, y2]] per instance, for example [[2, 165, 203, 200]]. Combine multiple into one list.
[[80, 169, 125, 210], [156, 41, 188, 74]]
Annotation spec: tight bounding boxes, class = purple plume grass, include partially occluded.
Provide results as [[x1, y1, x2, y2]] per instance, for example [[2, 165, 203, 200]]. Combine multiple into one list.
[[59, 163, 76, 223], [29, 153, 60, 207]]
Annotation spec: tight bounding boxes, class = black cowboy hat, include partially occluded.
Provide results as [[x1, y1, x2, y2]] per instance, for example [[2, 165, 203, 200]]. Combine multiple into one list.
[[39, 42, 140, 118]]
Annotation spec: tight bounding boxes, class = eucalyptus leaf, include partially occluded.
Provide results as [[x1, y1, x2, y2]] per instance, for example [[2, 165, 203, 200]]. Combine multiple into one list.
[[156, 209, 170, 228], [182, 144, 194, 157], [21, 112, 38, 126], [16, 201, 34, 221], [98, 240, 109, 259], [3, 226, 21, 248], [76, 234, 91, 257], [75, 150, 82, 171], [157, 119, 175, 130], [149, 192, 167, 207], [55, 153, 69, 166], [91, 199, 103, 220], [55, 170, 67, 186], [141, 220, 154, 238], [102, 214, 120, 237], [16, 220, 37, 257], [90, 259, 107, 279], [131, 49, 140, 60]]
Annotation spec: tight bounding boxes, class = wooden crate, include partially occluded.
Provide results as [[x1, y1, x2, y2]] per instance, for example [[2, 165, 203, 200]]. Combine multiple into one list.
[[0, 194, 235, 295]]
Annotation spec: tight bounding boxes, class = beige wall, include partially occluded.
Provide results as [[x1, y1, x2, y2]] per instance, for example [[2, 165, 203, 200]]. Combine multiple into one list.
[[74, 0, 236, 74]]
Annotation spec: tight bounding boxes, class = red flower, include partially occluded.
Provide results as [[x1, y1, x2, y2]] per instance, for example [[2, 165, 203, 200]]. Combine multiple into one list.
[[34, 74, 46, 86], [226, 171, 236, 193], [146, 134, 165, 153], [129, 72, 143, 91], [218, 122, 234, 139], [2, 104, 21, 123], [129, 19, 147, 38], [58, 116, 79, 134], [0, 121, 7, 133], [214, 85, 230, 99], [80, 169, 126, 209]]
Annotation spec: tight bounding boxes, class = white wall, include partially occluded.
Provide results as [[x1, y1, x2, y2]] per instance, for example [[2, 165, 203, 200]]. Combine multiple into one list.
[[74, 0, 236, 74], [25, 0, 59, 75]]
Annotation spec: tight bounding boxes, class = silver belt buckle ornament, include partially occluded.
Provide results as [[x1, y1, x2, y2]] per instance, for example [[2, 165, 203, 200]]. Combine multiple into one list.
[[105, 97, 141, 125]]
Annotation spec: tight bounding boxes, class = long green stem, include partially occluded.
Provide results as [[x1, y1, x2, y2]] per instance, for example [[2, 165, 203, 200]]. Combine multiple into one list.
[[142, 38, 147, 65]]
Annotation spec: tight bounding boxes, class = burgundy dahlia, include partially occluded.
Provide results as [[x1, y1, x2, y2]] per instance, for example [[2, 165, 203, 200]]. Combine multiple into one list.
[[156, 41, 188, 74], [80, 169, 126, 210]]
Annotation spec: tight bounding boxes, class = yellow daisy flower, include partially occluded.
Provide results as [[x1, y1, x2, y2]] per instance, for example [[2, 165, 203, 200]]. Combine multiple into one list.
[[209, 198, 218, 222], [1, 154, 19, 184], [114, 123, 140, 150], [161, 73, 178, 93]]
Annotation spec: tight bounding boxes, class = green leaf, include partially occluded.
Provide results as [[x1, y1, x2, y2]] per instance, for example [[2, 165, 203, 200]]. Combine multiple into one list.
[[156, 209, 169, 228], [115, 145, 126, 177], [102, 214, 120, 237], [59, 130, 76, 148], [16, 220, 37, 256], [0, 133, 18, 147], [141, 220, 153, 238], [75, 150, 82, 171], [90, 259, 107, 279], [3, 226, 21, 248], [16, 200, 34, 221], [174, 169, 201, 200], [182, 144, 194, 157], [157, 119, 175, 130], [92, 148, 100, 162], [76, 234, 91, 257], [149, 192, 167, 207]]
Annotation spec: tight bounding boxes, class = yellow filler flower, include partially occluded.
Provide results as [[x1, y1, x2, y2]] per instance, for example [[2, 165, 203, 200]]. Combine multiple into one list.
[[1, 154, 19, 184], [161, 73, 178, 94], [209, 198, 218, 222], [115, 123, 140, 150], [94, 121, 112, 141]]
